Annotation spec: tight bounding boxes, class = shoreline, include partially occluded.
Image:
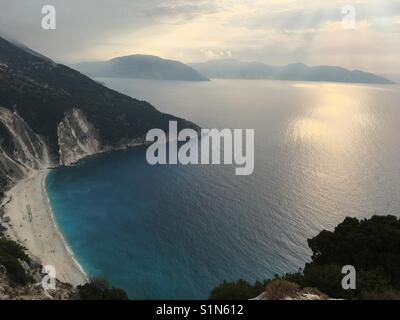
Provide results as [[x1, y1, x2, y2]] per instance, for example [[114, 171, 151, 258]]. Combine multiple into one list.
[[2, 170, 87, 286]]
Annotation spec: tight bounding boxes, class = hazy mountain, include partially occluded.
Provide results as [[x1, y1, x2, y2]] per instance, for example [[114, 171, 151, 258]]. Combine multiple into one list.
[[189, 59, 394, 84], [75, 55, 209, 81], [381, 74, 400, 83]]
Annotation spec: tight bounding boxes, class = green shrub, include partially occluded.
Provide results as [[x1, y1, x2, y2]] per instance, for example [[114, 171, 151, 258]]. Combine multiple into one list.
[[0, 238, 32, 285], [77, 278, 129, 300], [209, 279, 268, 300], [303, 215, 400, 299], [300, 264, 348, 298], [307, 215, 400, 281], [210, 215, 400, 300], [0, 238, 31, 262]]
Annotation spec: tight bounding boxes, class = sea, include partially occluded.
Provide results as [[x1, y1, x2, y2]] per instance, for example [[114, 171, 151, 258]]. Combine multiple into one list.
[[46, 79, 400, 299]]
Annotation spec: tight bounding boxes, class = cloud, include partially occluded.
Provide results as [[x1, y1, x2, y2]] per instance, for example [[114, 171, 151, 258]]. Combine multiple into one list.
[[0, 0, 399, 73], [369, 15, 400, 33], [145, 0, 220, 22], [0, 0, 217, 60], [244, 0, 400, 31]]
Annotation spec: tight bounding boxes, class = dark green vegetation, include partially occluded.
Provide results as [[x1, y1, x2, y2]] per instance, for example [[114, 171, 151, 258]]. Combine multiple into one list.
[[0, 37, 197, 155], [75, 54, 209, 81], [210, 279, 268, 300], [76, 278, 128, 300], [190, 59, 395, 84], [210, 215, 400, 300], [0, 238, 32, 285]]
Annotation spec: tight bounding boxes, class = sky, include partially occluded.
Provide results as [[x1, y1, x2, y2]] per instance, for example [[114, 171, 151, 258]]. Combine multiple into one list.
[[0, 0, 399, 74]]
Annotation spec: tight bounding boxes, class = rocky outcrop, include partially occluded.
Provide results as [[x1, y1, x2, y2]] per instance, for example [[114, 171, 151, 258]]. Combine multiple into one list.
[[0, 263, 75, 300], [252, 280, 330, 300], [57, 108, 102, 166], [0, 107, 51, 188], [0, 105, 127, 180]]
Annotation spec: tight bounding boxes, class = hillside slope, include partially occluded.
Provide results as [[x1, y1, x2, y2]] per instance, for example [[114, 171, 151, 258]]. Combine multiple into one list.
[[0, 36, 198, 190]]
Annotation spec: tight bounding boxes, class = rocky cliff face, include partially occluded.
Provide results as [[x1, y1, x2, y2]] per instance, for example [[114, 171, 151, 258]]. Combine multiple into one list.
[[0, 105, 138, 184], [0, 107, 51, 188], [57, 108, 102, 166]]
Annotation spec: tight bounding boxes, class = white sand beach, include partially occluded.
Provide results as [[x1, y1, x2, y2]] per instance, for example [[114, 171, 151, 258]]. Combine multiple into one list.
[[2, 170, 87, 286]]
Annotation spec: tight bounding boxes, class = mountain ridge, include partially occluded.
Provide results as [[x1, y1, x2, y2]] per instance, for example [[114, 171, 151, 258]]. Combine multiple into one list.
[[189, 59, 394, 84]]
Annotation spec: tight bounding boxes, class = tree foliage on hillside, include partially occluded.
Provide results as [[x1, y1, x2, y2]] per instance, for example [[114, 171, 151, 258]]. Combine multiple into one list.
[[210, 279, 268, 300], [210, 215, 400, 300], [76, 278, 129, 300], [0, 238, 32, 285]]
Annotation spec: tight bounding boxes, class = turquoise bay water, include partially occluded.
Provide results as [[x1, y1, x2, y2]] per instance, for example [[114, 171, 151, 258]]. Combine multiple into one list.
[[47, 79, 400, 299]]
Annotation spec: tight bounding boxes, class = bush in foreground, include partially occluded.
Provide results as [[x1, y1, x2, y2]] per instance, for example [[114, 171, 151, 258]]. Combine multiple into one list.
[[0, 238, 32, 285], [210, 215, 400, 300], [77, 278, 129, 300], [210, 279, 268, 300]]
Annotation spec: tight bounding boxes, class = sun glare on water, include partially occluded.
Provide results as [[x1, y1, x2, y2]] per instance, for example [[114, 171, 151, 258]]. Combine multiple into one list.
[[287, 85, 376, 155]]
